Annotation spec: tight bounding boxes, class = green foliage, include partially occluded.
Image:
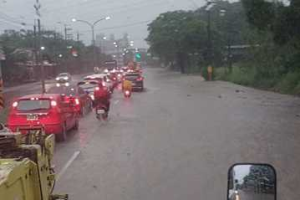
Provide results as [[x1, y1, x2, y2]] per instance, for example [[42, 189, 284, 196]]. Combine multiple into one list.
[[241, 0, 275, 31], [147, 10, 214, 73], [275, 71, 300, 94]]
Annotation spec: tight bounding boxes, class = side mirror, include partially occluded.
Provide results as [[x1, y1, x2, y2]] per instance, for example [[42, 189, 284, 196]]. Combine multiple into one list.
[[228, 164, 276, 200]]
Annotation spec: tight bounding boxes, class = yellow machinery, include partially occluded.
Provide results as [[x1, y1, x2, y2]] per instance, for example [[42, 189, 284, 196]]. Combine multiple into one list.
[[0, 126, 68, 200]]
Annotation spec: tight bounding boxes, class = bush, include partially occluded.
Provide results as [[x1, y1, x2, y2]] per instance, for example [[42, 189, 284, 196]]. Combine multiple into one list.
[[275, 71, 300, 94]]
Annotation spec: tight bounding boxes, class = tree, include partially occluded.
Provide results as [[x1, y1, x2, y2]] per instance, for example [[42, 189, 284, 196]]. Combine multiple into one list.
[[147, 11, 211, 73]]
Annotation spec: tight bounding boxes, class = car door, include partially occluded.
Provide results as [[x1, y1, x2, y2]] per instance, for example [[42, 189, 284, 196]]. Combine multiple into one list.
[[77, 87, 87, 110], [60, 96, 75, 130]]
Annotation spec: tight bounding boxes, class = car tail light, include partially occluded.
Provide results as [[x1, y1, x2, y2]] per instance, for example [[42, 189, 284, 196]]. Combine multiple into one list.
[[75, 98, 80, 105], [51, 100, 57, 107], [12, 101, 18, 108], [95, 87, 100, 91], [102, 82, 106, 86], [137, 77, 143, 81]]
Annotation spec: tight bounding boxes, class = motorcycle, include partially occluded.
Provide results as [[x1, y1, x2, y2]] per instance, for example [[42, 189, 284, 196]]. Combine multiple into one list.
[[124, 89, 132, 98], [95, 103, 108, 120]]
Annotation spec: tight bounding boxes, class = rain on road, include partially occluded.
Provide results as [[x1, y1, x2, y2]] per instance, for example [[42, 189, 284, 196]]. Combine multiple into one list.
[[10, 67, 299, 200]]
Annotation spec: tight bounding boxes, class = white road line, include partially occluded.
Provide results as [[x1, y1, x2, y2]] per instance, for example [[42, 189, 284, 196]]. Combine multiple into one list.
[[56, 151, 80, 182], [114, 100, 119, 105]]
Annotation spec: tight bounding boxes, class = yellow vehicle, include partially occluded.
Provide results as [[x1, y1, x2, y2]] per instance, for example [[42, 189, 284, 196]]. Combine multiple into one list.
[[0, 126, 68, 200]]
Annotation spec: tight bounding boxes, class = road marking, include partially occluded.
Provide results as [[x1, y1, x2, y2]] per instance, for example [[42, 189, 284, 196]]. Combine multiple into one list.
[[114, 100, 119, 105], [56, 151, 80, 181]]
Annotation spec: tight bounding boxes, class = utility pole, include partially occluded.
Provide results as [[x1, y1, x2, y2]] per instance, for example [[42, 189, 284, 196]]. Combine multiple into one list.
[[76, 32, 84, 72], [64, 25, 72, 72], [34, 0, 45, 93], [38, 19, 45, 93], [33, 21, 38, 80], [205, 1, 215, 81], [207, 6, 212, 68]]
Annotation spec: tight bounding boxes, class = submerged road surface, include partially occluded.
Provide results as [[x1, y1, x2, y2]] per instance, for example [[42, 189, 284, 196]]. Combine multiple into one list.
[[53, 67, 300, 200]]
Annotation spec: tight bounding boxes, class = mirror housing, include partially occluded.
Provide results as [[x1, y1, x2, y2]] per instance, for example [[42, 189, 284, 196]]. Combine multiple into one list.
[[228, 163, 276, 200]]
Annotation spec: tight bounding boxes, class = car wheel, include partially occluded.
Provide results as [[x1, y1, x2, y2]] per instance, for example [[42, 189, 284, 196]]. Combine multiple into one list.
[[81, 105, 86, 116], [56, 124, 67, 142], [74, 119, 79, 130]]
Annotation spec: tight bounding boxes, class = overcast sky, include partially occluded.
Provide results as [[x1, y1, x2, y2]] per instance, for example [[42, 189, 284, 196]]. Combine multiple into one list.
[[0, 0, 247, 48]]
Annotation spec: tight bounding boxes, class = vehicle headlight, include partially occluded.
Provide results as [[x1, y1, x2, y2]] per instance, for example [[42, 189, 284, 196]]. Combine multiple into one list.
[[64, 77, 69, 80], [56, 77, 60, 81]]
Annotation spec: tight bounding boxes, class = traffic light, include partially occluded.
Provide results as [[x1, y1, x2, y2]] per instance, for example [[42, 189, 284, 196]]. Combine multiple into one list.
[[135, 53, 141, 62]]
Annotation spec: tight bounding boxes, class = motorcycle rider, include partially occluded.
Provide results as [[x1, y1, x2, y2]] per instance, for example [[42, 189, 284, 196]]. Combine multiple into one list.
[[123, 78, 132, 93], [94, 81, 111, 115]]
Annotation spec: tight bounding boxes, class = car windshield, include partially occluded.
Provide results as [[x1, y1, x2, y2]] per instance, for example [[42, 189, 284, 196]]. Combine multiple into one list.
[[125, 74, 139, 80], [58, 73, 68, 77], [48, 87, 76, 96], [78, 82, 98, 90], [1, 0, 298, 199], [17, 99, 50, 111]]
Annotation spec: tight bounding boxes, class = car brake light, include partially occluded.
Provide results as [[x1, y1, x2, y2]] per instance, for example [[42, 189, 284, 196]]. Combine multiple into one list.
[[75, 98, 80, 105], [12, 101, 18, 108], [95, 87, 100, 91], [51, 100, 57, 107]]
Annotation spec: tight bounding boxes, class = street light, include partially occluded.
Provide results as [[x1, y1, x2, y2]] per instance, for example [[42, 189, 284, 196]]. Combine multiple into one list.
[[40, 46, 45, 51], [72, 16, 110, 67], [71, 16, 110, 45]]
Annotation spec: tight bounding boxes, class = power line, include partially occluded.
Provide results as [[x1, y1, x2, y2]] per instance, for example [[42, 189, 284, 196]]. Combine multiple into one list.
[[76, 0, 168, 21], [44, 0, 158, 13], [0, 11, 34, 26], [80, 20, 151, 33], [0, 20, 25, 28]]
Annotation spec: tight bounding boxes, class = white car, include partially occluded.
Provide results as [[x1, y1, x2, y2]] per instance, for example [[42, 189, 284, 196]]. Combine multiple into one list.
[[83, 74, 114, 92], [56, 72, 72, 83]]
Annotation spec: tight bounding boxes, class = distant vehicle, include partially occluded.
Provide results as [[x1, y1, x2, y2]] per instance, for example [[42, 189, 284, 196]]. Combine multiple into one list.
[[84, 73, 114, 92], [104, 60, 117, 72], [47, 84, 92, 116], [7, 94, 79, 141], [77, 80, 99, 103], [56, 72, 71, 83], [123, 72, 144, 91], [107, 71, 119, 87]]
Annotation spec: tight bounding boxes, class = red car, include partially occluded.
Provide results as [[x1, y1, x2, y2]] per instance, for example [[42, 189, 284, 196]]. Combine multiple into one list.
[[47, 84, 92, 116], [7, 94, 79, 142]]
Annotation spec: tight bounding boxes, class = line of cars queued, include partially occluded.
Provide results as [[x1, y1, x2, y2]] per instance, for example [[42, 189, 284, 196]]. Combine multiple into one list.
[[6, 66, 144, 142]]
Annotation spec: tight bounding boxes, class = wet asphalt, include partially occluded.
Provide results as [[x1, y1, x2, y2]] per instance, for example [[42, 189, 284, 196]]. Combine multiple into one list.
[[6, 67, 300, 200]]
